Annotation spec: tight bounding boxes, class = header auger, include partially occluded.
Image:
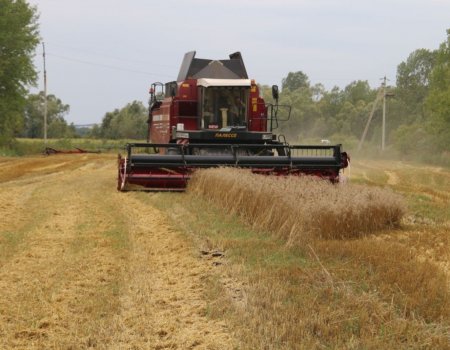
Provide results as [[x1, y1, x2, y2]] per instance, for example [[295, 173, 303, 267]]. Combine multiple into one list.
[[117, 51, 349, 191]]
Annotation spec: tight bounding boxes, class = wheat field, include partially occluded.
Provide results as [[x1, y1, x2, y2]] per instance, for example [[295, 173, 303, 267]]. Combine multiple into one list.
[[188, 168, 406, 243], [168, 166, 449, 348]]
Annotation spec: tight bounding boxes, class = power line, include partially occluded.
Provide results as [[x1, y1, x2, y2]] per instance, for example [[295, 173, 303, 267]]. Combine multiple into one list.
[[45, 41, 176, 69], [41, 47, 386, 87], [46, 52, 176, 78]]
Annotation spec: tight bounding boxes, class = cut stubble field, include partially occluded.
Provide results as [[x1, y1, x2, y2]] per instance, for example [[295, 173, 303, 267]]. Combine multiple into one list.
[[0, 154, 235, 349], [0, 154, 448, 349]]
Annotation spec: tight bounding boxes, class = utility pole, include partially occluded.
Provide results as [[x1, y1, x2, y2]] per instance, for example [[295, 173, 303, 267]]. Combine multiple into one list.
[[43, 42, 48, 143], [357, 87, 383, 152], [357, 77, 391, 153], [381, 76, 387, 151]]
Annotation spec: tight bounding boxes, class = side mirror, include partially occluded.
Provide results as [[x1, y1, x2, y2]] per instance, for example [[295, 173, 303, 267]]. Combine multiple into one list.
[[171, 87, 176, 98], [272, 85, 279, 100]]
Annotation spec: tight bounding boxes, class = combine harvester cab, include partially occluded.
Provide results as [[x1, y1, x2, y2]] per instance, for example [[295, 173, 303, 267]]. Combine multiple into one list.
[[118, 51, 349, 191]]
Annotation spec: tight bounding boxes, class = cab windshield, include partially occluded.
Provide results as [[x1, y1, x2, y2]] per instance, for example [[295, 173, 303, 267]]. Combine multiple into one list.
[[201, 87, 248, 129]]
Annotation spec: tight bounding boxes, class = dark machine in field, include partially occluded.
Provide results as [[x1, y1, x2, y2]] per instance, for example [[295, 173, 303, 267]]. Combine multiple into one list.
[[118, 51, 349, 191]]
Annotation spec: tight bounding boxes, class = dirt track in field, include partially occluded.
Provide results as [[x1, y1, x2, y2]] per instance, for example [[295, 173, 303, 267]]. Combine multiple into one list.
[[0, 155, 235, 349]]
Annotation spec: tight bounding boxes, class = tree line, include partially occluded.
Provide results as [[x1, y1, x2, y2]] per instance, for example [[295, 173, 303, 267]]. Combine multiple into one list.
[[89, 101, 148, 139], [259, 31, 449, 163], [1, 0, 448, 163]]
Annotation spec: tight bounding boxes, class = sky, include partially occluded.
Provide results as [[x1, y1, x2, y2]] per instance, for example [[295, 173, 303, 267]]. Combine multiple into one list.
[[28, 0, 450, 125]]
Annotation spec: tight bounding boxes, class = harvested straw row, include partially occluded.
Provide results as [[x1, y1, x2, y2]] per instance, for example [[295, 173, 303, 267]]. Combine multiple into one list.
[[188, 168, 405, 244]]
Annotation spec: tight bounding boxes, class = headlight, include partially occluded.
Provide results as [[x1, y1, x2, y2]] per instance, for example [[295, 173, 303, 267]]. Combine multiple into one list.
[[262, 134, 272, 140], [176, 132, 189, 139]]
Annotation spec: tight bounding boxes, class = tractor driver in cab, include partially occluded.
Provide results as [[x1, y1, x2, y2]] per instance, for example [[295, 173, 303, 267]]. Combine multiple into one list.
[[229, 95, 246, 126]]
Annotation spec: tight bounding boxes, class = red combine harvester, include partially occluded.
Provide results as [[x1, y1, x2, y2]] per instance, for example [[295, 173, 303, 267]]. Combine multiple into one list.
[[118, 51, 349, 191]]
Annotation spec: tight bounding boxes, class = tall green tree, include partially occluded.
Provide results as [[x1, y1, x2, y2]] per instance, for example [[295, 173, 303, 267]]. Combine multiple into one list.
[[0, 0, 39, 145], [342, 80, 375, 105], [22, 92, 74, 138], [96, 101, 147, 139], [281, 71, 310, 91], [396, 48, 436, 121], [426, 29, 450, 152]]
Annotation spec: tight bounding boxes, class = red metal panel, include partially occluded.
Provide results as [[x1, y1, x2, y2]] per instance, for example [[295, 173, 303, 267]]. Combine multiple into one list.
[[248, 83, 267, 132], [178, 79, 198, 100], [150, 101, 171, 144], [172, 79, 199, 131]]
